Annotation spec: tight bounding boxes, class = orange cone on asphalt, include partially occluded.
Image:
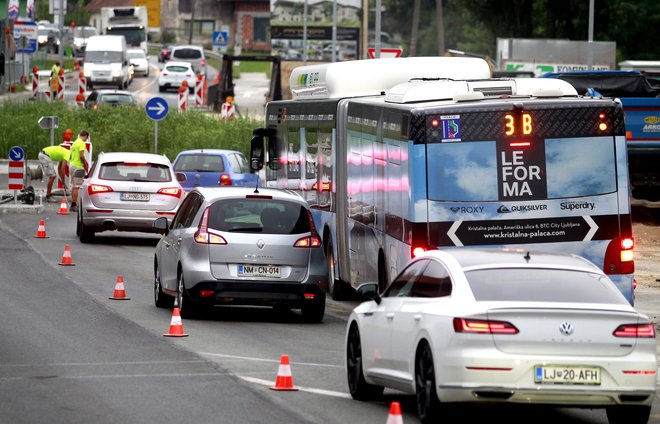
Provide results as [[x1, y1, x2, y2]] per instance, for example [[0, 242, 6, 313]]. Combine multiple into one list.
[[34, 219, 49, 238], [109, 276, 130, 300], [163, 299, 188, 337], [57, 199, 70, 215], [385, 402, 404, 424], [58, 244, 75, 266], [270, 354, 298, 391]]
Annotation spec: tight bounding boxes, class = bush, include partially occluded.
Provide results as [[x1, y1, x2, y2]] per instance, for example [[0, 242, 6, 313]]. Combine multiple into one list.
[[0, 101, 262, 162]]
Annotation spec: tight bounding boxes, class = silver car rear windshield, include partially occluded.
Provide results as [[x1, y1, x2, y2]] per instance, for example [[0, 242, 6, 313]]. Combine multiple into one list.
[[174, 154, 225, 172], [465, 268, 628, 304], [209, 199, 310, 235], [172, 49, 202, 59], [99, 162, 172, 182]]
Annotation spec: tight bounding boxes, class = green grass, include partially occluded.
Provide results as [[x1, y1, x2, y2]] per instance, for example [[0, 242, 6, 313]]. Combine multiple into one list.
[[0, 101, 261, 161]]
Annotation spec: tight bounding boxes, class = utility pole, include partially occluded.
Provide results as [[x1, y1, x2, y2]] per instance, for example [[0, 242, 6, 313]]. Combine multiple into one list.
[[410, 0, 420, 57], [435, 0, 444, 55], [331, 0, 337, 62], [188, 0, 196, 45], [302, 0, 308, 65]]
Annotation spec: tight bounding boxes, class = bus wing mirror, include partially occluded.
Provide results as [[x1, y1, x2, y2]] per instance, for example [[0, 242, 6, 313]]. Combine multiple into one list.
[[250, 135, 264, 171]]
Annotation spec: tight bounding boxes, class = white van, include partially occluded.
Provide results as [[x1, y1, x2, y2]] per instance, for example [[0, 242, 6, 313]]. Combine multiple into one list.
[[83, 35, 130, 90]]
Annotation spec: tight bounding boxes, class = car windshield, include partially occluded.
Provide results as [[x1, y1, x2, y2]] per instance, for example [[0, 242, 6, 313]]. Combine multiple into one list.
[[99, 162, 171, 182], [174, 154, 225, 172], [85, 51, 123, 63], [208, 199, 310, 235], [465, 268, 628, 304], [165, 65, 190, 73], [98, 94, 135, 105], [127, 51, 145, 59], [172, 48, 202, 59]]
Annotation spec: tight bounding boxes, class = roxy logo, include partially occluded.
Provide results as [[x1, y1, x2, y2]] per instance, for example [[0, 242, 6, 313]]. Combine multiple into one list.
[[450, 206, 484, 214]]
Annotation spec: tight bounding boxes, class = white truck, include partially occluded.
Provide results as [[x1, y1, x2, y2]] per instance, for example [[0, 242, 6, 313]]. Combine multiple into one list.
[[100, 6, 148, 52]]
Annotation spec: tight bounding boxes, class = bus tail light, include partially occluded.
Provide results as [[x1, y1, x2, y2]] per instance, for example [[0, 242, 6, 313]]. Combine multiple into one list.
[[411, 246, 427, 258], [604, 236, 634, 275]]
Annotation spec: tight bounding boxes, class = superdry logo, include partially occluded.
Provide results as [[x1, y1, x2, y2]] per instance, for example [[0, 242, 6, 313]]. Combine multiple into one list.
[[449, 206, 484, 214], [497, 205, 511, 213], [560, 201, 595, 211]]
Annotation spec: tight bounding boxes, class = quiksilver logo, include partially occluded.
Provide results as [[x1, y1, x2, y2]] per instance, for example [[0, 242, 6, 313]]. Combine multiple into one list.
[[497, 205, 511, 213]]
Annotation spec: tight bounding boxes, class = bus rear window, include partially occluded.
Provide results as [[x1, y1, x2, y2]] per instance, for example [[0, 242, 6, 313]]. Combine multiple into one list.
[[427, 136, 617, 202]]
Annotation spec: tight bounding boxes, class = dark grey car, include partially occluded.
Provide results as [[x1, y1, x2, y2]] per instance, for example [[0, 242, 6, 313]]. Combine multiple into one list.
[[153, 186, 328, 321]]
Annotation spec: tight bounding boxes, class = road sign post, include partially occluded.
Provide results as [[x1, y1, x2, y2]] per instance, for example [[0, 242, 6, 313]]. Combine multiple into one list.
[[145, 97, 169, 154], [8, 146, 25, 194], [38, 116, 60, 146]]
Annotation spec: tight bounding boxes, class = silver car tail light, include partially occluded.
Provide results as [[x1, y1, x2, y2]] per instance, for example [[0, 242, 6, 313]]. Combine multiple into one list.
[[293, 209, 322, 248], [88, 184, 113, 195], [613, 323, 655, 338], [157, 187, 182, 198], [194, 207, 227, 245]]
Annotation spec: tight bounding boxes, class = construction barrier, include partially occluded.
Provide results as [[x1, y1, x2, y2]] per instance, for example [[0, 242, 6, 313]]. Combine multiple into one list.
[[178, 81, 189, 111], [32, 66, 39, 99], [195, 74, 205, 107], [76, 72, 86, 107], [56, 69, 65, 101], [220, 98, 236, 120]]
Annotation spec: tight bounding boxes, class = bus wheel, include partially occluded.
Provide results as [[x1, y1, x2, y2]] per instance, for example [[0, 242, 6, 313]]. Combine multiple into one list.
[[326, 239, 343, 300]]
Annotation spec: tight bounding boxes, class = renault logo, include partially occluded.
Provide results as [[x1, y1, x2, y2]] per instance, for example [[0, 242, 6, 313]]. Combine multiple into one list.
[[257, 239, 265, 249], [559, 322, 574, 336]]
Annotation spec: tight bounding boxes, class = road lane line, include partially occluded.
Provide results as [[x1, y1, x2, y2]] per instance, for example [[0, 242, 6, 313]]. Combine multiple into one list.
[[0, 372, 232, 381], [239, 376, 352, 399], [198, 351, 343, 368]]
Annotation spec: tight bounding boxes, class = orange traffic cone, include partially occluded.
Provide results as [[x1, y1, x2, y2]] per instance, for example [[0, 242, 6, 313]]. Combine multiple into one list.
[[34, 219, 49, 238], [57, 199, 70, 215], [58, 244, 75, 266], [163, 299, 188, 337], [385, 402, 404, 424], [109, 276, 130, 300], [270, 354, 298, 391]]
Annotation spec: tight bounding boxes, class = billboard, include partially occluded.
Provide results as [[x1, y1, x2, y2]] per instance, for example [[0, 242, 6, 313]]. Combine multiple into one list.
[[271, 0, 362, 62]]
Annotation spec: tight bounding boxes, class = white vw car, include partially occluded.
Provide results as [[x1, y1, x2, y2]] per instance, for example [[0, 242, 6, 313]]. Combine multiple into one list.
[[346, 248, 656, 424]]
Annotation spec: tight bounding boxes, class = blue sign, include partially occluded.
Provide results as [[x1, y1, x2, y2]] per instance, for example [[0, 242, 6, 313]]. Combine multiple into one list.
[[145, 97, 169, 122], [212, 31, 228, 47], [14, 21, 38, 54], [9, 146, 25, 161]]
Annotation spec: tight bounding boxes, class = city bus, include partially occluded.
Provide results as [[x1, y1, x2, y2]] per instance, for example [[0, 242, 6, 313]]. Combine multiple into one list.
[[250, 57, 635, 304]]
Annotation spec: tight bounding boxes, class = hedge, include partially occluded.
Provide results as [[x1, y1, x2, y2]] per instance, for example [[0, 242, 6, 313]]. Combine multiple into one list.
[[0, 101, 262, 162]]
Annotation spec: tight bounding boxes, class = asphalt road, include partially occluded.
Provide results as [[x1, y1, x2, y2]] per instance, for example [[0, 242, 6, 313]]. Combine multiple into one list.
[[1, 193, 659, 422]]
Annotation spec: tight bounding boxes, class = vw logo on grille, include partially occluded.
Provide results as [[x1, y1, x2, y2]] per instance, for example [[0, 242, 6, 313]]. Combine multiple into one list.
[[257, 239, 265, 249], [559, 322, 574, 336]]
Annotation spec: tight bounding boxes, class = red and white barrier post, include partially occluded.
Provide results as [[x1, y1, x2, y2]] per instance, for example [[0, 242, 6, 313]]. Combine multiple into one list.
[[76, 72, 86, 107], [32, 66, 39, 99], [178, 81, 189, 111], [195, 74, 204, 107], [56, 69, 65, 101]]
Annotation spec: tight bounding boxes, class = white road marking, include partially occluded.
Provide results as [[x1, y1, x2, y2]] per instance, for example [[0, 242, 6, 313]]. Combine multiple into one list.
[[197, 351, 343, 368], [239, 376, 352, 399]]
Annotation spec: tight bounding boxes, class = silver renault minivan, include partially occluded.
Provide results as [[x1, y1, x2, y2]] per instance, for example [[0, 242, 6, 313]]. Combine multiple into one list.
[[153, 187, 328, 321]]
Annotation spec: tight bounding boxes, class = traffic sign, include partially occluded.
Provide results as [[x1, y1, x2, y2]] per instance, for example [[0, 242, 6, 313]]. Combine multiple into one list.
[[146, 97, 169, 121], [212, 31, 228, 47], [9, 146, 25, 161], [14, 21, 38, 54], [367, 48, 403, 59], [38, 116, 59, 129]]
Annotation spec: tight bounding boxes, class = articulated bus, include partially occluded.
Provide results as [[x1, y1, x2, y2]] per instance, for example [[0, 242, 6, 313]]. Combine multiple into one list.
[[250, 57, 635, 303]]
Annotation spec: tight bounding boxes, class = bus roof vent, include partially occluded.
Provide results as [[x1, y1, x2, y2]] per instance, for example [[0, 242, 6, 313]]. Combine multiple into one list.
[[513, 78, 578, 97], [289, 57, 491, 100]]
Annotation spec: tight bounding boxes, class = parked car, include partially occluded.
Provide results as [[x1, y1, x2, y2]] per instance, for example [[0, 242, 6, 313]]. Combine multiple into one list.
[[172, 149, 260, 191], [37, 25, 60, 54], [84, 89, 136, 109], [76, 152, 184, 243], [72, 26, 98, 56], [127, 48, 149, 76], [346, 248, 657, 424], [158, 61, 197, 93], [170, 45, 206, 77], [158, 44, 173, 63], [152, 187, 328, 321]]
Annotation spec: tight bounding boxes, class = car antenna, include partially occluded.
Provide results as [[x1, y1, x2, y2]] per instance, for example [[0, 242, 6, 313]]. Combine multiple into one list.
[[524, 251, 531, 262], [253, 177, 260, 194]]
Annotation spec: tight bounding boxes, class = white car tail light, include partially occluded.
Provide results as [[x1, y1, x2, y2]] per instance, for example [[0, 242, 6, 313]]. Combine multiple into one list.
[[158, 187, 182, 198], [613, 323, 655, 338], [453, 318, 519, 334], [88, 184, 113, 195]]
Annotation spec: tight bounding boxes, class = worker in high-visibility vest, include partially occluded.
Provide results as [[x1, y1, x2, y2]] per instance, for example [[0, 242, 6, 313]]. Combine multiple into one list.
[[69, 129, 91, 208], [50, 61, 61, 99], [38, 145, 71, 199]]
